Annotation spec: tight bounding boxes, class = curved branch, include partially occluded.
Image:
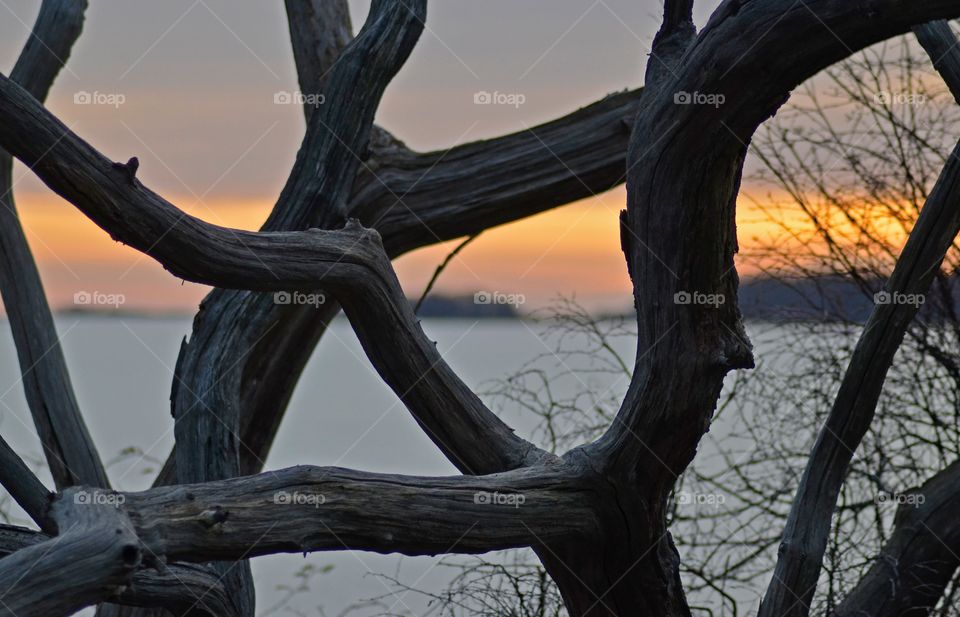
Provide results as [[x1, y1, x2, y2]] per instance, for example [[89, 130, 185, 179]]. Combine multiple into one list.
[[568, 2, 960, 611], [0, 0, 108, 490], [152, 85, 642, 485], [359, 88, 641, 255], [0, 70, 548, 474], [835, 462, 960, 616], [760, 20, 960, 617], [111, 564, 238, 617], [761, 140, 960, 616], [590, 0, 960, 475]]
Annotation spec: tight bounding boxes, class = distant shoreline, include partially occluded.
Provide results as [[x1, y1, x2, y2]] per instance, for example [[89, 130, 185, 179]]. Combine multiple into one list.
[[35, 274, 941, 323]]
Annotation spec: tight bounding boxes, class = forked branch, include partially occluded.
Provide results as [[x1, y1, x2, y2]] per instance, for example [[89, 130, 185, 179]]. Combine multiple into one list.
[[0, 70, 549, 474]]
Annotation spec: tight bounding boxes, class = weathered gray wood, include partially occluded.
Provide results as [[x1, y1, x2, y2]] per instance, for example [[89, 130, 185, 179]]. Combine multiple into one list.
[[759, 19, 960, 617], [0, 523, 44, 555], [156, 85, 642, 485], [170, 2, 427, 611], [575, 2, 960, 615], [0, 434, 53, 533], [0, 68, 551, 477], [0, 523, 236, 617], [112, 564, 238, 617], [0, 489, 140, 617], [0, 522, 237, 617], [284, 0, 352, 122], [0, 464, 594, 616], [835, 461, 960, 616], [116, 465, 596, 561], [644, 0, 695, 89], [3, 1, 960, 615], [0, 0, 108, 490]]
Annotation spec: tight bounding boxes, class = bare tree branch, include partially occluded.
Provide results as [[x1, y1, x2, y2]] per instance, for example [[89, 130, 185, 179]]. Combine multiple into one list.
[[0, 0, 108, 490], [116, 465, 595, 561], [759, 139, 960, 615], [0, 494, 141, 617], [592, 0, 960, 480], [414, 233, 481, 314], [0, 434, 53, 533], [0, 69, 549, 475], [111, 564, 238, 617], [836, 461, 960, 616], [0, 524, 237, 617], [174, 0, 429, 492], [0, 464, 594, 616], [151, 85, 641, 486], [646, 0, 696, 88], [759, 19, 960, 617], [914, 20, 960, 103], [227, 85, 640, 478], [554, 2, 960, 613], [0, 523, 44, 555], [284, 0, 353, 122], [360, 88, 641, 255]]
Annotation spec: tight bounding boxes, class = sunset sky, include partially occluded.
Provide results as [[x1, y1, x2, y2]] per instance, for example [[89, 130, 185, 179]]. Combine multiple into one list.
[[1, 0, 799, 313]]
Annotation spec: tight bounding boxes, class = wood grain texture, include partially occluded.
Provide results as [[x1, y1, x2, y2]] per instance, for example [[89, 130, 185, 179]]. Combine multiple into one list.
[[284, 0, 352, 122], [165, 85, 642, 483], [0, 465, 595, 616], [0, 524, 236, 617], [3, 1, 960, 615], [0, 490, 141, 616], [0, 0, 109, 491], [0, 434, 53, 533], [120, 465, 596, 560]]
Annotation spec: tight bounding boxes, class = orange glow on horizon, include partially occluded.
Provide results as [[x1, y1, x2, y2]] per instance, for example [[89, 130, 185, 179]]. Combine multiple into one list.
[[9, 185, 881, 314]]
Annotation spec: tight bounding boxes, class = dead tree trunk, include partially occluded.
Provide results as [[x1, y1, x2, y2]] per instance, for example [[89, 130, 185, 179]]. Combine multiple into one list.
[[0, 1, 960, 616]]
